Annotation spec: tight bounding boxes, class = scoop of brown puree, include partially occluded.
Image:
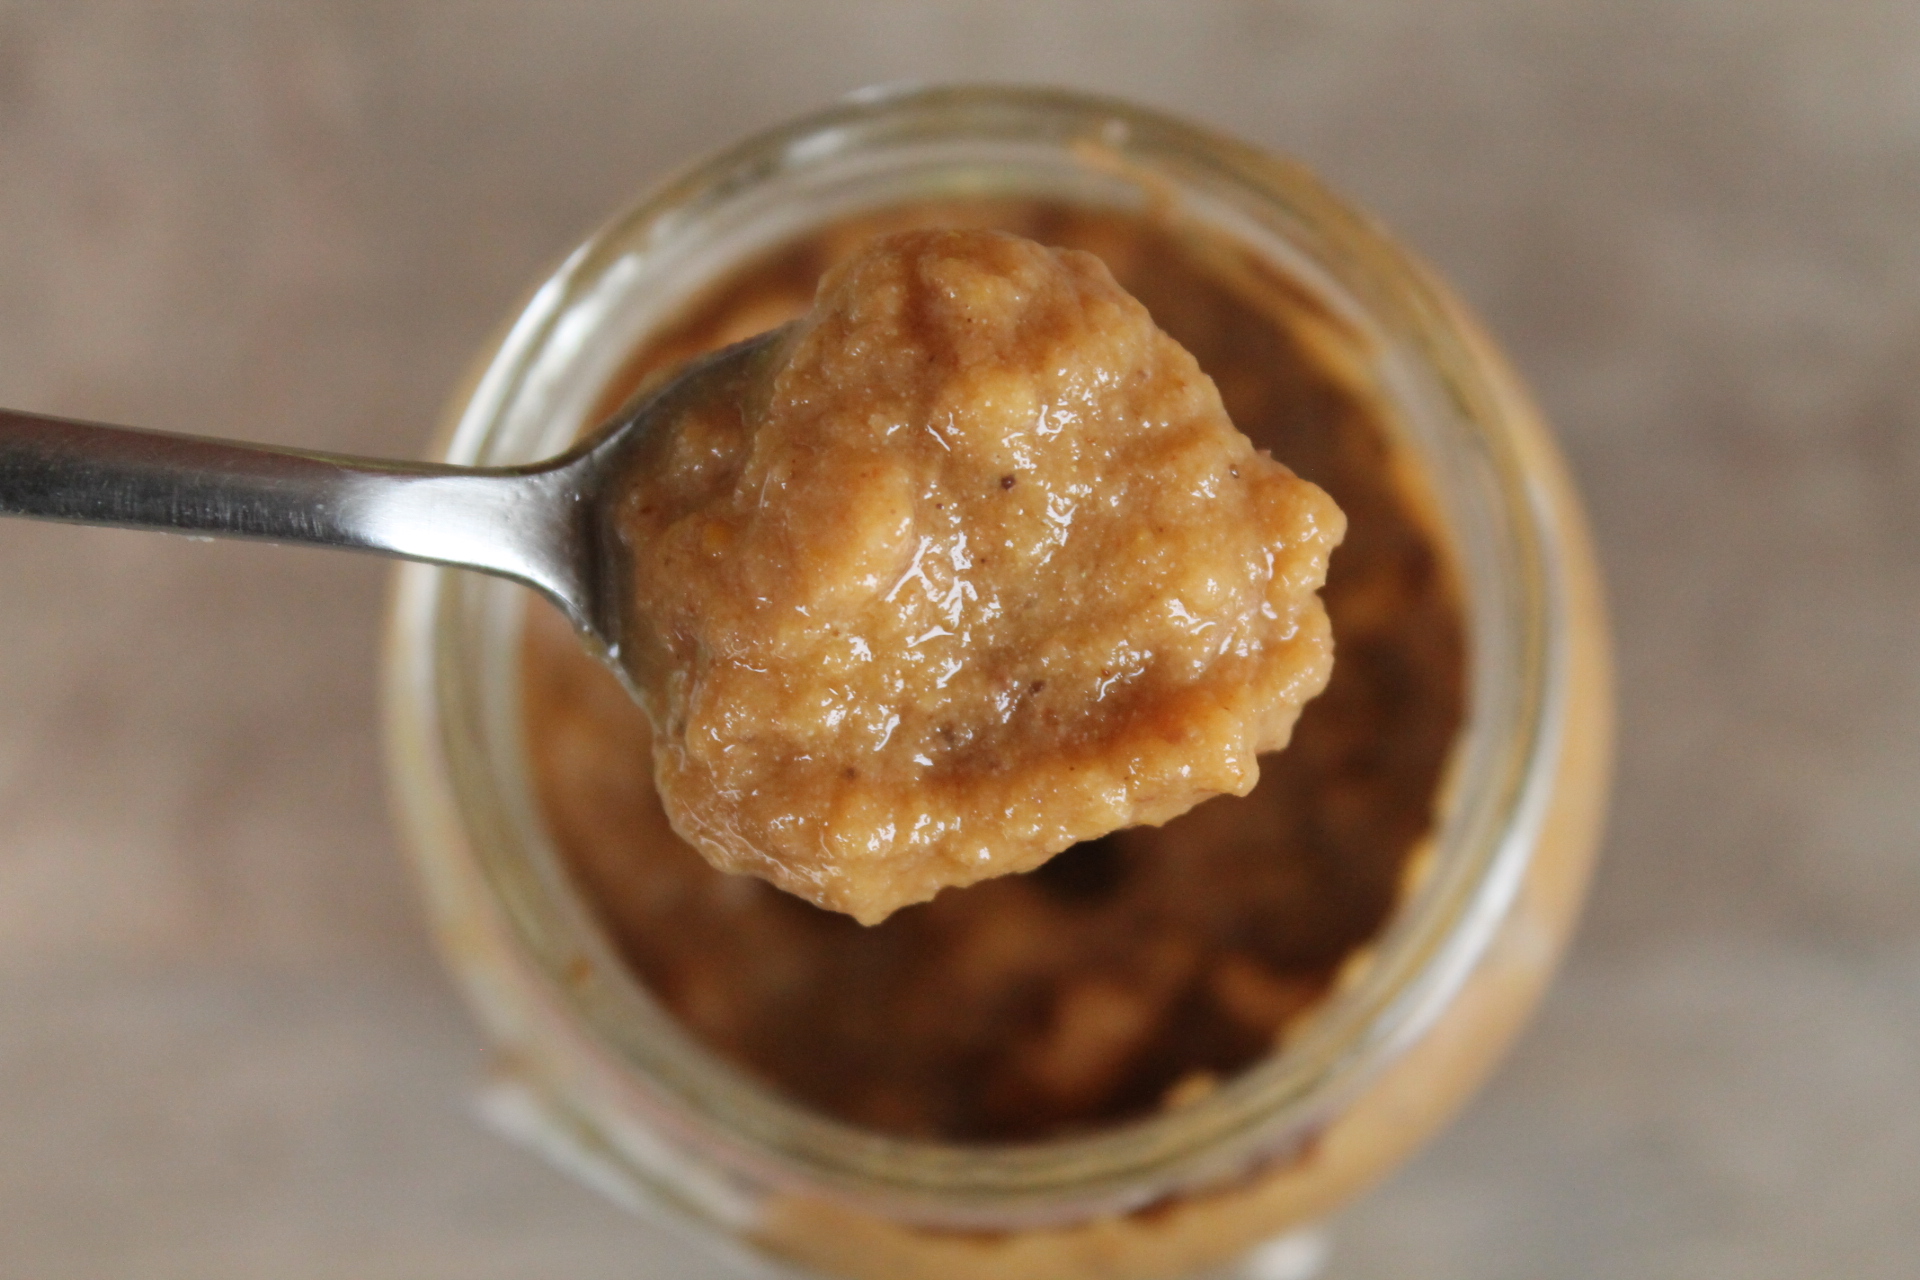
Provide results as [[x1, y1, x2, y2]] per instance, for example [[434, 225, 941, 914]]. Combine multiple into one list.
[[615, 229, 1343, 923]]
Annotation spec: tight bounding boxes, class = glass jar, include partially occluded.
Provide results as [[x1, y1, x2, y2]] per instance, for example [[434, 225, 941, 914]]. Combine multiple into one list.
[[383, 85, 1612, 1280]]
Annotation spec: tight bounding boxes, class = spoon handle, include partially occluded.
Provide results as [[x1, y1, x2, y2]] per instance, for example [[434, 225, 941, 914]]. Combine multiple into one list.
[[0, 406, 589, 613]]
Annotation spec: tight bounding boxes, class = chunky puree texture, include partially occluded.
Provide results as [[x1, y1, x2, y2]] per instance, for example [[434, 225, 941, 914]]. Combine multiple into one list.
[[617, 229, 1342, 923], [523, 202, 1466, 1143]]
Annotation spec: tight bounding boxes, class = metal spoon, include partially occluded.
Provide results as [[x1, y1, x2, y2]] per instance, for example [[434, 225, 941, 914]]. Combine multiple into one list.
[[0, 330, 780, 687]]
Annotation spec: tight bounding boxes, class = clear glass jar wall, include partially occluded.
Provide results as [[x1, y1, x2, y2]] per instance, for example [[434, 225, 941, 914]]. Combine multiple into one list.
[[384, 86, 1612, 1280]]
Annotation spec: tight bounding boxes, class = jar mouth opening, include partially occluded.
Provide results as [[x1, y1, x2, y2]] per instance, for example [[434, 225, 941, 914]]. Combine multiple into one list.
[[387, 83, 1569, 1226]]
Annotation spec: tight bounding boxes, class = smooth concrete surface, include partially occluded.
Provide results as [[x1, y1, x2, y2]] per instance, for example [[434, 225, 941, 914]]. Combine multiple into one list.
[[2, 4, 1917, 1277]]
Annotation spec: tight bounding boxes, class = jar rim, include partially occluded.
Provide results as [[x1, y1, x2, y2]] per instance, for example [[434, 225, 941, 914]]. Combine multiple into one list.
[[385, 83, 1571, 1228]]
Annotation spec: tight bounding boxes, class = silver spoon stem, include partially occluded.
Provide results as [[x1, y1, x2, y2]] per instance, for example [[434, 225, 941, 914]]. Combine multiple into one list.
[[0, 332, 779, 677], [0, 405, 595, 626]]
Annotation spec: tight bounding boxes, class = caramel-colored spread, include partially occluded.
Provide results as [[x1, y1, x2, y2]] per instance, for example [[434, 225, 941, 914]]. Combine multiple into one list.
[[616, 229, 1341, 923], [523, 202, 1465, 1143]]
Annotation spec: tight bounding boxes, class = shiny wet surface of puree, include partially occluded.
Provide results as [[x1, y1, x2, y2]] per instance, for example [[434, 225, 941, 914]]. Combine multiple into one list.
[[615, 228, 1342, 923]]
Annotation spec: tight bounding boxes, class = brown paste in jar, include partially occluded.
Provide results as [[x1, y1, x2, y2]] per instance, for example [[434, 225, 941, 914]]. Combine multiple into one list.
[[522, 201, 1466, 1143], [616, 228, 1342, 924]]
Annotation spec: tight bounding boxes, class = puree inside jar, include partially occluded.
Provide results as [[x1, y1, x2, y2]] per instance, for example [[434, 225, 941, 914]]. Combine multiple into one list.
[[616, 227, 1342, 924], [522, 201, 1466, 1143]]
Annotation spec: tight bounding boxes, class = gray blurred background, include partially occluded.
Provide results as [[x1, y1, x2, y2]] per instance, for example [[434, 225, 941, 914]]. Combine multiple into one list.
[[2, 3, 1916, 1277]]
